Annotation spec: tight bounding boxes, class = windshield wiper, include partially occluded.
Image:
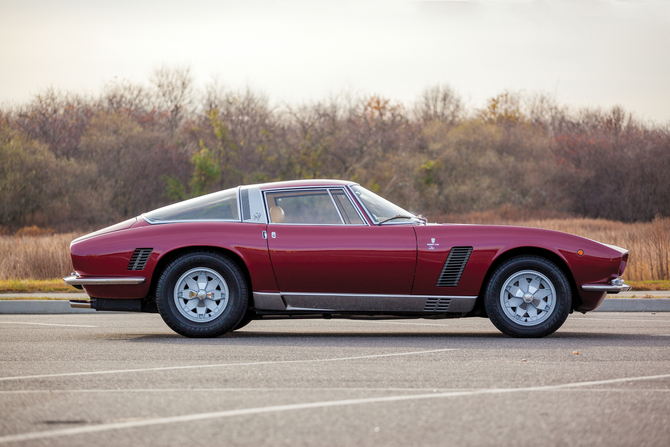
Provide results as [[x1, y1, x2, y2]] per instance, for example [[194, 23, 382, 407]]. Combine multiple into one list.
[[378, 215, 415, 224]]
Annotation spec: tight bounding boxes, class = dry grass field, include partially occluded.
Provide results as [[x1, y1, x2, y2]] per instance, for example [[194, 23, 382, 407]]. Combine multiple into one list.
[[0, 232, 81, 281], [0, 218, 668, 282], [508, 218, 669, 281], [435, 214, 670, 282]]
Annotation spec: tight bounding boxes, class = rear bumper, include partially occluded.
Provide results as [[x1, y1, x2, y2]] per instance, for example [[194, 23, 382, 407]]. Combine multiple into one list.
[[63, 274, 146, 286]]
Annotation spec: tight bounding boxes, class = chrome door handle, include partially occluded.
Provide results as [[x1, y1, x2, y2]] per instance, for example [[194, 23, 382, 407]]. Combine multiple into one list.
[[271, 232, 276, 238], [262, 231, 267, 239]]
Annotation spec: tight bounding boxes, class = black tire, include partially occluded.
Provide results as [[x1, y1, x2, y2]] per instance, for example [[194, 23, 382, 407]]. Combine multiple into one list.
[[155, 251, 248, 338], [484, 255, 571, 338]]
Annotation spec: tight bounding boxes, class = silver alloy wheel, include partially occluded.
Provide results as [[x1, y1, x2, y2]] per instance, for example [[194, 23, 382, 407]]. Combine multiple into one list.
[[173, 267, 229, 323], [500, 269, 556, 326]]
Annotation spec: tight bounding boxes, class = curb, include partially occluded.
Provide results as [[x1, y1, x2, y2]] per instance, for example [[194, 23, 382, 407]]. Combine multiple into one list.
[[0, 300, 96, 314], [1, 298, 669, 315], [0, 293, 88, 299], [594, 299, 670, 312]]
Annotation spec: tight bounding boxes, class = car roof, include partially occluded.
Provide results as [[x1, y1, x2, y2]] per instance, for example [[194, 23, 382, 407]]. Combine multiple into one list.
[[253, 179, 356, 190]]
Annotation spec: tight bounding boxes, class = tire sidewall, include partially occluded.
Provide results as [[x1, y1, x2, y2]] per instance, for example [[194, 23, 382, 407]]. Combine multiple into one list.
[[485, 256, 571, 338], [156, 252, 248, 337]]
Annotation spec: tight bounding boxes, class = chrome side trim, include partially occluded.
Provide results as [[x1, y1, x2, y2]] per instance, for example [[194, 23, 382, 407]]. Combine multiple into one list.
[[581, 283, 632, 293], [141, 216, 241, 225], [63, 275, 146, 286], [252, 292, 287, 310], [252, 292, 477, 313]]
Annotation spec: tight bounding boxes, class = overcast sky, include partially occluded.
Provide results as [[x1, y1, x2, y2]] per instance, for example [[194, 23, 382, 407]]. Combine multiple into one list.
[[1, 0, 669, 122]]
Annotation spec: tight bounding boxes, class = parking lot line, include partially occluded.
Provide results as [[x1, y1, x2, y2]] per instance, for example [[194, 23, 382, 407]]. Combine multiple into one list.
[[570, 317, 670, 323], [337, 320, 452, 327], [0, 387, 472, 395], [1, 387, 668, 396], [0, 321, 98, 328], [0, 348, 458, 382], [1, 372, 669, 444], [334, 315, 670, 327]]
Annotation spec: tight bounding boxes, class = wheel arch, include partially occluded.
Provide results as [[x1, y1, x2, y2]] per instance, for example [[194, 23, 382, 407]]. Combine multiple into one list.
[[148, 246, 253, 308], [473, 246, 581, 315]]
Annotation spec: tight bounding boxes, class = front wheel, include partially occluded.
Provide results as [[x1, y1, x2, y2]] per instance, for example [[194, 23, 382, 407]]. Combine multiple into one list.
[[155, 251, 248, 338], [484, 255, 571, 338]]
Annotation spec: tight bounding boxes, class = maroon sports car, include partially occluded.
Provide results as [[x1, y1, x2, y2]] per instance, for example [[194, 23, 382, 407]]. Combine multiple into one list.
[[64, 179, 631, 338]]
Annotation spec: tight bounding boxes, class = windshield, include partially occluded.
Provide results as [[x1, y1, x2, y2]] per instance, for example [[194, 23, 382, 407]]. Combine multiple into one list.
[[144, 188, 239, 222], [349, 185, 417, 224]]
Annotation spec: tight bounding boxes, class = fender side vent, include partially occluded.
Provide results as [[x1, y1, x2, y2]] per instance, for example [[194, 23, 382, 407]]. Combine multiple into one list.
[[424, 297, 451, 312], [127, 248, 153, 271], [436, 246, 473, 287]]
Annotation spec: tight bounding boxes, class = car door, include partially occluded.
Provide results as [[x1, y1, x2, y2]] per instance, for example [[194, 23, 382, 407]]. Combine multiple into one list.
[[265, 187, 417, 310]]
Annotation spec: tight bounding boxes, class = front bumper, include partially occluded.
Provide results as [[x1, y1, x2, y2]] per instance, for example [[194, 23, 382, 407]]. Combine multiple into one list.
[[581, 278, 632, 294]]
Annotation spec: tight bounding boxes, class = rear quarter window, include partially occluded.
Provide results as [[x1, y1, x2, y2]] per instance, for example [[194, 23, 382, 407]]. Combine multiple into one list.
[[144, 188, 239, 222]]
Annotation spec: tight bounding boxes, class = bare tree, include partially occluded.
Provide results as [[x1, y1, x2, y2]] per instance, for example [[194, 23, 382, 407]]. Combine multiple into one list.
[[13, 87, 94, 159], [102, 78, 151, 118], [149, 65, 195, 134], [415, 84, 463, 127]]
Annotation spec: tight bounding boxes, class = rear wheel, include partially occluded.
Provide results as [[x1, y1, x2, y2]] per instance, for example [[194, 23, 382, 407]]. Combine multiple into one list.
[[155, 251, 248, 338], [484, 255, 571, 338]]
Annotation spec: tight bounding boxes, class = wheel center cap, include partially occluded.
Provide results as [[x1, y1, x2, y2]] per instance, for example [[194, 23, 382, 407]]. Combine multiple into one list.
[[197, 290, 207, 300], [523, 293, 534, 303]]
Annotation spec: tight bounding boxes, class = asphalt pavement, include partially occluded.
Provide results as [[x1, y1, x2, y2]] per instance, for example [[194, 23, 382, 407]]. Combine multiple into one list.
[[2, 291, 670, 314], [1, 313, 669, 446]]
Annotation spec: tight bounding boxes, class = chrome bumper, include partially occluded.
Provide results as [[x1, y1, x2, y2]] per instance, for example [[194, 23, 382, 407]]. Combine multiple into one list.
[[581, 279, 632, 294], [63, 275, 146, 286]]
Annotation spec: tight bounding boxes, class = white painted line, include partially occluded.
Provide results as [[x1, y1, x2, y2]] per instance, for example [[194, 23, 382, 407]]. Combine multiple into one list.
[[0, 387, 471, 395], [0, 321, 98, 328], [338, 320, 451, 328], [1, 372, 669, 444], [554, 388, 670, 393], [0, 348, 457, 382], [570, 317, 670, 323], [2, 387, 669, 396], [342, 317, 670, 326]]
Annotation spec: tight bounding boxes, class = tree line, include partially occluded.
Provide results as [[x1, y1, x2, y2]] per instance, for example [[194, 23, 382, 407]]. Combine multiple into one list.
[[1, 67, 669, 232]]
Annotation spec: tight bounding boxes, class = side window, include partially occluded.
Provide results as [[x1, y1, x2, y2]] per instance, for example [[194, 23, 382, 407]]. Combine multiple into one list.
[[331, 190, 365, 224], [266, 190, 343, 224]]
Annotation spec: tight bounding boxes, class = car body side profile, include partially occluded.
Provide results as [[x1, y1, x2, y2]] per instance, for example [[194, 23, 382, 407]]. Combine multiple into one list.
[[64, 179, 631, 338]]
